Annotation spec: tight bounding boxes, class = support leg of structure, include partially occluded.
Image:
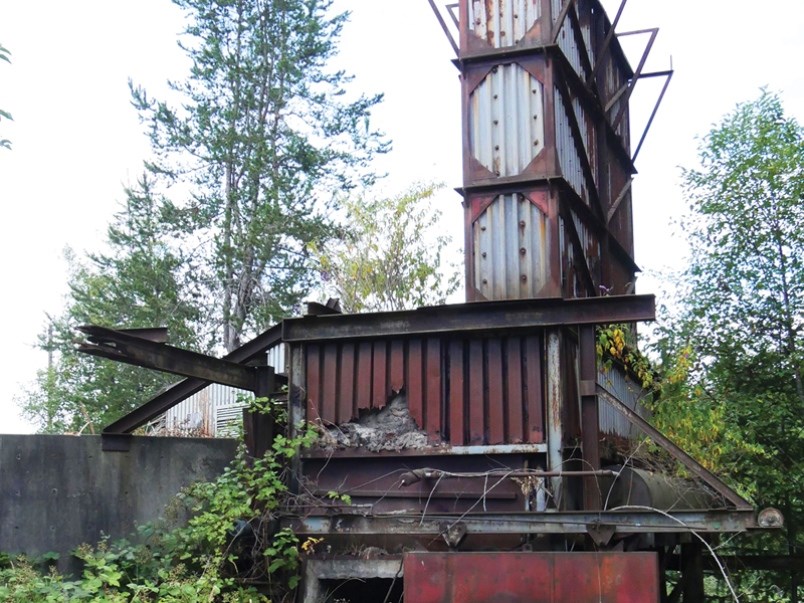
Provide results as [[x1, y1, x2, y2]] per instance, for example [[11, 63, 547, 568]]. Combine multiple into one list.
[[243, 365, 276, 458], [546, 329, 564, 508], [681, 542, 704, 602]]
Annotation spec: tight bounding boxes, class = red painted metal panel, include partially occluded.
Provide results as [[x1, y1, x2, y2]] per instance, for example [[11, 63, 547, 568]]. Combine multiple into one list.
[[390, 339, 405, 393], [356, 342, 372, 411], [408, 339, 425, 428], [468, 340, 485, 444], [525, 334, 544, 442], [403, 552, 659, 603], [338, 342, 355, 422], [372, 340, 388, 409], [306, 344, 322, 422], [505, 337, 525, 443], [425, 338, 442, 439], [486, 338, 505, 444], [448, 339, 465, 445], [322, 343, 339, 422]]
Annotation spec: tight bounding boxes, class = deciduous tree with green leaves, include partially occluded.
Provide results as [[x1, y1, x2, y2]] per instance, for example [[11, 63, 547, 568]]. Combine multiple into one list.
[[315, 183, 460, 313], [652, 90, 803, 601]]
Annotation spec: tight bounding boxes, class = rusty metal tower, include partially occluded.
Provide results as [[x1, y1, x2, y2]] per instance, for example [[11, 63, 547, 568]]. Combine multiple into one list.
[[430, 0, 671, 302]]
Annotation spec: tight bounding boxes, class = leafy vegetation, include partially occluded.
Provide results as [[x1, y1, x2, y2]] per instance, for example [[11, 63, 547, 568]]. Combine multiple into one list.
[[651, 90, 803, 600], [19, 0, 389, 431], [1, 399, 319, 602], [315, 183, 460, 313]]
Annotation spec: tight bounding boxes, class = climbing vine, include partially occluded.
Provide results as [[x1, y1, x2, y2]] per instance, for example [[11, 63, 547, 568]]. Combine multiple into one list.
[[596, 323, 656, 389]]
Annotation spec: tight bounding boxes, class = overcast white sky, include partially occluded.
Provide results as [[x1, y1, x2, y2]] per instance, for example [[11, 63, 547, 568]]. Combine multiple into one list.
[[1, 1, 802, 433]]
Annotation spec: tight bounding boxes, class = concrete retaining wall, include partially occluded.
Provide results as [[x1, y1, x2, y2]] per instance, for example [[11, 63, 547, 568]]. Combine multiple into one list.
[[0, 434, 237, 569]]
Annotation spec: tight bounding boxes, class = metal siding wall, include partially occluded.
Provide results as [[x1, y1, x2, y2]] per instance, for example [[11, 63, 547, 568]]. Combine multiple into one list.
[[468, 0, 541, 47], [164, 383, 245, 436], [556, 19, 587, 80], [570, 207, 601, 285], [469, 64, 545, 178], [554, 87, 587, 204], [473, 194, 551, 300], [597, 363, 650, 439], [304, 334, 545, 446]]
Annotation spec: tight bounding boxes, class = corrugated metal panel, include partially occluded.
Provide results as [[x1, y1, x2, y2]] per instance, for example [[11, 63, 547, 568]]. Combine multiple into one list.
[[570, 207, 601, 285], [473, 194, 551, 299], [571, 95, 595, 179], [266, 342, 286, 373], [554, 87, 587, 203], [304, 333, 545, 446], [551, 0, 562, 23], [468, 0, 541, 47], [215, 402, 247, 437], [556, 18, 588, 81], [403, 552, 660, 603], [578, 1, 595, 67], [597, 362, 651, 439], [469, 64, 544, 178], [164, 383, 244, 436]]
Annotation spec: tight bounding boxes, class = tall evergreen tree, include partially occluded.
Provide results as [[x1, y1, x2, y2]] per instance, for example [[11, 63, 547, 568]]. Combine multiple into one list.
[[132, 0, 387, 351], [19, 177, 201, 432], [20, 0, 386, 430]]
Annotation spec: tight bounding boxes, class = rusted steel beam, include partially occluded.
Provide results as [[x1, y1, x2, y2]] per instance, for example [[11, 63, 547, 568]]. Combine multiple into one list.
[[114, 327, 169, 343], [78, 325, 257, 391], [282, 295, 655, 342], [596, 385, 753, 509], [579, 326, 601, 510], [101, 323, 282, 438], [284, 508, 762, 537]]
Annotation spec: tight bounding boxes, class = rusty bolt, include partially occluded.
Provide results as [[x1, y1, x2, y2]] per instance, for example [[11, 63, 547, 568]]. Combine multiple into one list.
[[533, 115, 539, 120], [495, 145, 500, 150], [481, 225, 487, 231], [520, 247, 527, 256], [519, 220, 526, 228], [534, 139, 540, 146], [493, 94, 498, 99], [521, 274, 528, 282], [493, 119, 499, 125], [532, 89, 537, 94], [481, 252, 487, 258], [482, 279, 488, 284]]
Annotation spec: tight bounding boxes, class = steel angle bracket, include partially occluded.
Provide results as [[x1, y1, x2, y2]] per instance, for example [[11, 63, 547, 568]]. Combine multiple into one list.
[[428, 0, 459, 57]]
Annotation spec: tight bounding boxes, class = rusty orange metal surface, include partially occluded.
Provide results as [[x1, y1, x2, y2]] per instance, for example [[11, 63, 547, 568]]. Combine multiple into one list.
[[403, 552, 659, 602], [305, 334, 545, 446]]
